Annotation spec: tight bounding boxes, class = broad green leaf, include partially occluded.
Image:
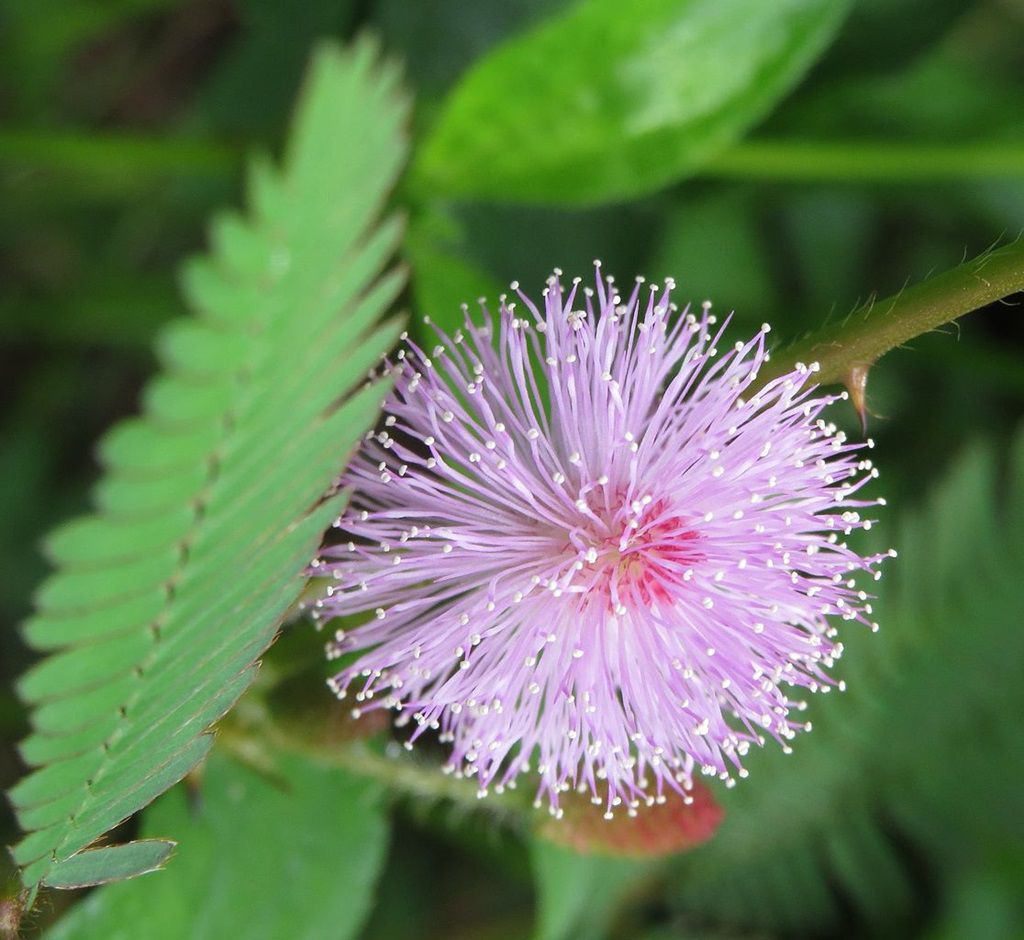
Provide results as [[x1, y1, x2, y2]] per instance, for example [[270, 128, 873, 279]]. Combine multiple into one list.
[[414, 0, 851, 205], [47, 751, 390, 940], [531, 840, 651, 940], [9, 38, 409, 897]]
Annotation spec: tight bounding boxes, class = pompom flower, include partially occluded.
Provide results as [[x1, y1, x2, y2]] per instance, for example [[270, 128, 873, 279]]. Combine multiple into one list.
[[315, 266, 889, 817]]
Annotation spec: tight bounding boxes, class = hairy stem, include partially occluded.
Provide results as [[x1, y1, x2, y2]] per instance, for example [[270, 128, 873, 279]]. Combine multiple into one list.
[[222, 694, 530, 819], [760, 239, 1024, 390]]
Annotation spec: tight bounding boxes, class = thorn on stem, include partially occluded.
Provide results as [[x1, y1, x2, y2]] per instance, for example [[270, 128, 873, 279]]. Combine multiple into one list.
[[845, 364, 872, 435]]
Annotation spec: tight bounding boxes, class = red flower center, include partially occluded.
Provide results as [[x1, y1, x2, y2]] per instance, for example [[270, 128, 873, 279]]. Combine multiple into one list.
[[577, 499, 704, 612]]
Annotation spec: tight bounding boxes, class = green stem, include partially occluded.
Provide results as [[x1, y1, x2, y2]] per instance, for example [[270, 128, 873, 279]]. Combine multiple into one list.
[[0, 129, 237, 181], [6, 130, 1024, 188], [704, 140, 1024, 182], [295, 739, 526, 815], [760, 238, 1024, 389], [222, 695, 530, 819]]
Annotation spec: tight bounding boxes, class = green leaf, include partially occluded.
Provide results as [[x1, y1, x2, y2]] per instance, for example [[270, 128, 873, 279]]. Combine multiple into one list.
[[531, 840, 651, 940], [46, 751, 390, 940], [414, 0, 851, 206], [9, 38, 409, 897], [41, 840, 175, 889], [670, 426, 1024, 934]]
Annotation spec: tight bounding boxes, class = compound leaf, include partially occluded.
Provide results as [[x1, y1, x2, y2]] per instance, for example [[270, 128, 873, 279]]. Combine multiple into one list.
[[9, 37, 408, 897]]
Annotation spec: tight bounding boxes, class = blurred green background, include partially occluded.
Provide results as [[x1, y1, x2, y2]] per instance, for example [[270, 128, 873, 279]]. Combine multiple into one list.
[[2, 1, 1024, 937]]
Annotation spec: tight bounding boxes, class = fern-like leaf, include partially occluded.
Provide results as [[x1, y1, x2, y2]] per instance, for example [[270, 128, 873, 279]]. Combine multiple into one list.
[[8, 38, 408, 897], [671, 428, 1024, 934]]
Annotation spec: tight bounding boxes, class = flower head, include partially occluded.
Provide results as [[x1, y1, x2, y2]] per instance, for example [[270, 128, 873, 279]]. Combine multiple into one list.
[[315, 265, 888, 816]]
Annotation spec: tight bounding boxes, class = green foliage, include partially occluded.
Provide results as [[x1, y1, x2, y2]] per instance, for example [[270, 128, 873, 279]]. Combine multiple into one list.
[[648, 190, 778, 324], [531, 840, 651, 940], [414, 0, 852, 205], [670, 428, 1024, 935], [46, 751, 390, 940], [36, 840, 175, 890], [374, 0, 564, 98], [4, 1, 1024, 937], [199, 0, 356, 136], [0, 0, 177, 118], [7, 38, 408, 896], [406, 212, 502, 341], [820, 0, 967, 78]]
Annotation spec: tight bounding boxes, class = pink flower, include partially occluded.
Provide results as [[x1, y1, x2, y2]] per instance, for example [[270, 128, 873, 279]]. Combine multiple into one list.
[[314, 265, 889, 817]]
